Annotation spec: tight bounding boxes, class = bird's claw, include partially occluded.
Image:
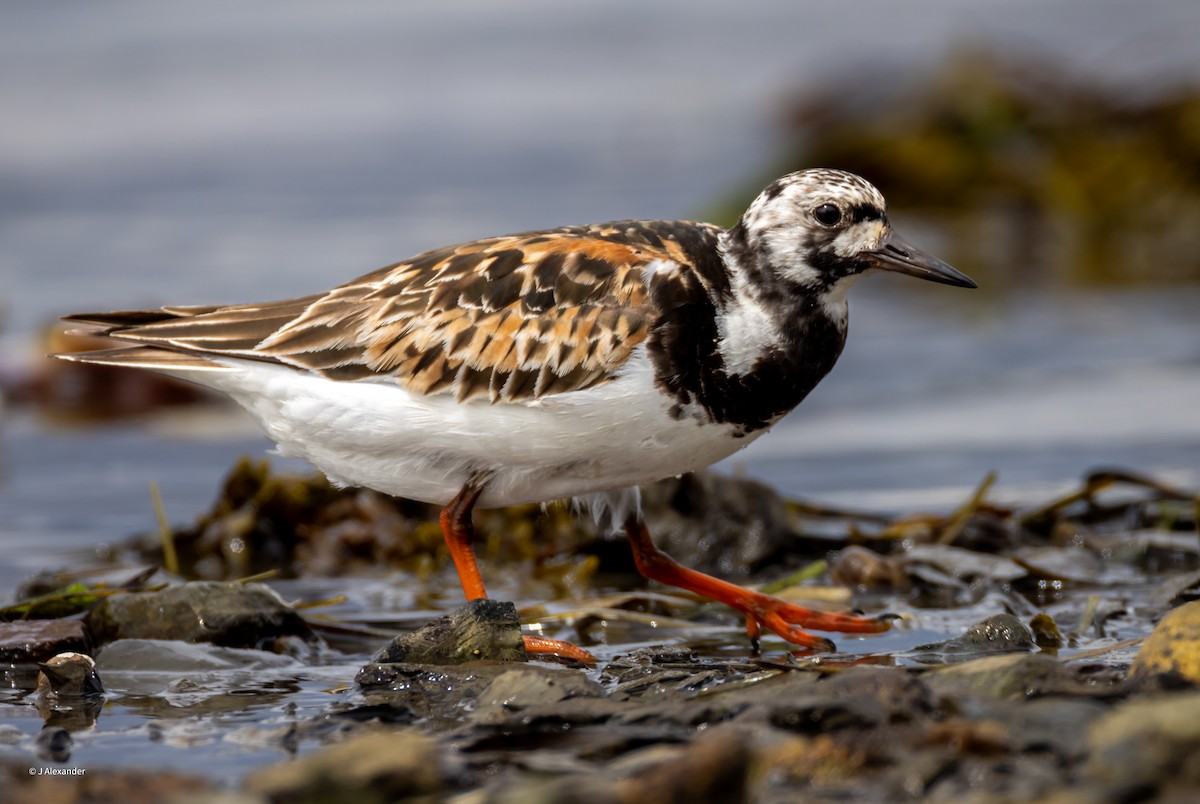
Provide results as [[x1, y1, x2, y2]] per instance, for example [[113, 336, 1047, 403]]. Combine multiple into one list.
[[741, 595, 892, 652]]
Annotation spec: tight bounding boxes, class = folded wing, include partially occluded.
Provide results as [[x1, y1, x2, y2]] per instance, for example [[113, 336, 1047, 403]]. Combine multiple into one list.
[[61, 222, 717, 403]]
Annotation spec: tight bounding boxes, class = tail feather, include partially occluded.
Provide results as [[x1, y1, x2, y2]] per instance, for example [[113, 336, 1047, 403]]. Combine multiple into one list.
[[62, 310, 183, 331], [54, 299, 314, 371], [53, 345, 230, 372]]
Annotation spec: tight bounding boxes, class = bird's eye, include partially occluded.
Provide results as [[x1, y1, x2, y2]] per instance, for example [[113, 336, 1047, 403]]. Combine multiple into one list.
[[813, 204, 842, 226]]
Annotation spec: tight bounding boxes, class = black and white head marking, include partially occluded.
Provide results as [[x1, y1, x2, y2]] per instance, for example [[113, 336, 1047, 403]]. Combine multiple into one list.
[[730, 168, 889, 299], [711, 169, 890, 387]]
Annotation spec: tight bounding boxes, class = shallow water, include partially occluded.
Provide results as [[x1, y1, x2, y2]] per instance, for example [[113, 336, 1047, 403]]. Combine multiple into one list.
[[0, 567, 1158, 782]]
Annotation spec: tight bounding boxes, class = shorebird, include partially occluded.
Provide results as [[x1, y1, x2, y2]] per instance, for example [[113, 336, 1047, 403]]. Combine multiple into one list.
[[59, 168, 975, 662]]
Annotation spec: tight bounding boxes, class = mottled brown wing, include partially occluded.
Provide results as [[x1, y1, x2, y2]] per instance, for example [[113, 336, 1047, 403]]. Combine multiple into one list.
[[67, 222, 719, 403]]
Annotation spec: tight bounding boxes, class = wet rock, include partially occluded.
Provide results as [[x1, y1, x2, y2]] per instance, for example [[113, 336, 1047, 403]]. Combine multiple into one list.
[[605, 657, 765, 701], [470, 666, 605, 723], [909, 613, 1035, 663], [1085, 691, 1200, 797], [247, 729, 446, 802], [355, 661, 603, 727], [769, 694, 890, 735], [1029, 612, 1064, 649], [85, 582, 315, 649], [926, 653, 1069, 699], [35, 651, 104, 698], [371, 599, 525, 665], [453, 695, 637, 764], [1129, 600, 1200, 683], [30, 652, 106, 731], [0, 618, 91, 663], [717, 671, 946, 800], [830, 546, 906, 589]]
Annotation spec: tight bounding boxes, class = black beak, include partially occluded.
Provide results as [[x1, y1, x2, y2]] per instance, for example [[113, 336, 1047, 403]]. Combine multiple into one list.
[[866, 230, 977, 289]]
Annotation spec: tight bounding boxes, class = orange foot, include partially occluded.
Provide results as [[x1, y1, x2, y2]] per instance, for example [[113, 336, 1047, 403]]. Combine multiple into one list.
[[625, 515, 891, 652], [743, 603, 892, 653]]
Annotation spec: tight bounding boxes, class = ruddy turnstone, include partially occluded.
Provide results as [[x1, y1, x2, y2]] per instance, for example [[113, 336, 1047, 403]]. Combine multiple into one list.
[[58, 168, 975, 662]]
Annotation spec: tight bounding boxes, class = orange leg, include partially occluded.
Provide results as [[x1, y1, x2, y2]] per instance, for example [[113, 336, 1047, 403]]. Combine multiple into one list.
[[439, 481, 595, 664], [439, 483, 489, 601], [624, 515, 889, 652]]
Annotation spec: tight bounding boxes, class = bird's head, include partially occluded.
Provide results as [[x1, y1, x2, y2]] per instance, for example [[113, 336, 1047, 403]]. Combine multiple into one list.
[[727, 168, 976, 300]]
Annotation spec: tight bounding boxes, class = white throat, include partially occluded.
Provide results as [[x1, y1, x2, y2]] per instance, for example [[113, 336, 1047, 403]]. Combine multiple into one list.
[[819, 272, 862, 326]]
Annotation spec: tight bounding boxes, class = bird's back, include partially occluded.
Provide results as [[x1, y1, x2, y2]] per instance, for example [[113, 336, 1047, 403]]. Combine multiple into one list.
[[61, 220, 728, 406]]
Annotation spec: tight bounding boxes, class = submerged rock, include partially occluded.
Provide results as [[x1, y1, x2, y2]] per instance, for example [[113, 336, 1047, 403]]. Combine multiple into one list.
[[84, 582, 315, 649], [908, 613, 1036, 664], [32, 652, 106, 731], [34, 651, 104, 699]]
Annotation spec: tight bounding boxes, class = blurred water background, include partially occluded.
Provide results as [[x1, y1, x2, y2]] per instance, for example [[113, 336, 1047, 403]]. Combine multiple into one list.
[[2, 0, 1199, 599]]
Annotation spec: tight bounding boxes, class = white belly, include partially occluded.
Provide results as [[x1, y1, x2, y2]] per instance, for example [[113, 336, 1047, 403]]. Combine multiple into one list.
[[192, 346, 762, 508]]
